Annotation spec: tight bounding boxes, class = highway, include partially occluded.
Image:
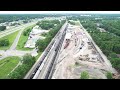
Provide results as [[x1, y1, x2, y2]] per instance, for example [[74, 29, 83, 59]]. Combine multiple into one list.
[[0, 21, 37, 39], [24, 21, 68, 79]]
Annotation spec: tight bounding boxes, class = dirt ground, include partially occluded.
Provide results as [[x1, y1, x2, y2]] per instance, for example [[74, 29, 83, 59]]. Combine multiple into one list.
[[52, 23, 116, 79]]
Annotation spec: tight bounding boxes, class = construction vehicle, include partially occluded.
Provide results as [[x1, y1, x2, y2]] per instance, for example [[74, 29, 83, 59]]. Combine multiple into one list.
[[64, 39, 70, 49]]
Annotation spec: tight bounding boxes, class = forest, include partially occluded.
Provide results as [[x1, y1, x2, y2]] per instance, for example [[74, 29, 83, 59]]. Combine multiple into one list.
[[36, 20, 60, 30], [80, 19, 120, 71]]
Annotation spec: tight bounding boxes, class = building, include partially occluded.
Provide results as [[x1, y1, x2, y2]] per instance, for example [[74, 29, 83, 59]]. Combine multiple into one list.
[[24, 25, 49, 48]]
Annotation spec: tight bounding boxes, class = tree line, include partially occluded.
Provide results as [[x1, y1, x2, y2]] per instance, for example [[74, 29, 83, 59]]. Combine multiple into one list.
[[23, 28, 32, 36], [8, 54, 35, 79], [36, 20, 66, 52], [99, 20, 120, 36], [36, 20, 60, 30], [80, 19, 120, 72], [0, 26, 6, 31]]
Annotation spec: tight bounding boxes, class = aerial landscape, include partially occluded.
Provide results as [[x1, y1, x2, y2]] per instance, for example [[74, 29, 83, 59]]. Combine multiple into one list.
[[0, 11, 120, 79]]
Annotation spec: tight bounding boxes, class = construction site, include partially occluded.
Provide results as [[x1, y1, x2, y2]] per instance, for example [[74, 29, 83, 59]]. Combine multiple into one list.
[[52, 22, 117, 79]]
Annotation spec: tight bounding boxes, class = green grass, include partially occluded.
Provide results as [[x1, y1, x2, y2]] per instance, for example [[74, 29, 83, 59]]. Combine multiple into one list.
[[35, 52, 42, 61], [16, 24, 36, 51], [0, 56, 20, 79], [0, 31, 19, 50]]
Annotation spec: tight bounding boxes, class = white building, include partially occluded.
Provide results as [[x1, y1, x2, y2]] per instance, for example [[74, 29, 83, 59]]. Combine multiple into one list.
[[24, 25, 49, 48]]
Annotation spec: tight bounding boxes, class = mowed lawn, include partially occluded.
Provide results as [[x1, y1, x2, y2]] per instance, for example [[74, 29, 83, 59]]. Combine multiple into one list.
[[16, 24, 35, 51], [0, 30, 19, 50], [0, 56, 20, 79]]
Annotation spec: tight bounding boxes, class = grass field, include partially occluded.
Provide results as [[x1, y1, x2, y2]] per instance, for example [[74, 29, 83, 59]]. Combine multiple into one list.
[[0, 56, 20, 79], [16, 24, 36, 51], [0, 31, 19, 50], [35, 52, 42, 61]]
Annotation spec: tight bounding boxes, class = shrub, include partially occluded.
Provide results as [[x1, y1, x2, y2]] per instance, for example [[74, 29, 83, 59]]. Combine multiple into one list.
[[106, 71, 113, 79], [80, 71, 89, 79], [0, 39, 9, 46]]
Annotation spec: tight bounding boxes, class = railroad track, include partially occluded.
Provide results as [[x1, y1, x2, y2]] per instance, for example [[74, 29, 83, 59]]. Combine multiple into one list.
[[24, 21, 68, 79]]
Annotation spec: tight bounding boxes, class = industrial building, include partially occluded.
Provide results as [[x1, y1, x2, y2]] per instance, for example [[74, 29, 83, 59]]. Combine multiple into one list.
[[24, 25, 49, 48]]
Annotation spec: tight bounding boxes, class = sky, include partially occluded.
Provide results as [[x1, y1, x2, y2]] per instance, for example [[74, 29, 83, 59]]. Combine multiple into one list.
[[0, 11, 120, 14]]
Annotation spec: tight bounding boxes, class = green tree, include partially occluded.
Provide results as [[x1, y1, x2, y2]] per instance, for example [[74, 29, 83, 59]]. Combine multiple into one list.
[[41, 32, 47, 37], [108, 52, 118, 59], [110, 58, 120, 71], [80, 19, 120, 71], [22, 54, 35, 66], [68, 20, 75, 25], [8, 64, 29, 79], [113, 44, 120, 54], [23, 20, 28, 23], [8, 70, 21, 79], [37, 20, 60, 30], [106, 72, 113, 79], [8, 54, 36, 79], [0, 39, 9, 46], [36, 39, 47, 52], [80, 71, 89, 79], [0, 26, 6, 31], [23, 28, 32, 36]]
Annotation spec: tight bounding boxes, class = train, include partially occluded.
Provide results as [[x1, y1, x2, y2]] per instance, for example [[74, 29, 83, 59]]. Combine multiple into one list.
[[29, 22, 68, 79], [29, 41, 55, 79]]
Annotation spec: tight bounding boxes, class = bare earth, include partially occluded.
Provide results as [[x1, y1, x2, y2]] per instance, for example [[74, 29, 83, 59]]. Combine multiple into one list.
[[52, 23, 117, 79]]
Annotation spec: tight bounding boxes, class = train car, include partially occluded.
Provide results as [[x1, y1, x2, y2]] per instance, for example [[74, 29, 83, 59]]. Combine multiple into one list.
[[33, 69, 40, 79], [38, 62, 44, 71], [32, 62, 45, 79], [30, 72, 36, 79]]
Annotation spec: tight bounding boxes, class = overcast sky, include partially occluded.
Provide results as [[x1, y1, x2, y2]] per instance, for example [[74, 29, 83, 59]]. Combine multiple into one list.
[[0, 11, 120, 14]]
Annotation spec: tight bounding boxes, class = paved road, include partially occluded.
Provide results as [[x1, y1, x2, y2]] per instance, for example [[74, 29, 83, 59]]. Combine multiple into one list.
[[0, 50, 32, 58], [9, 29, 24, 50], [0, 22, 37, 39]]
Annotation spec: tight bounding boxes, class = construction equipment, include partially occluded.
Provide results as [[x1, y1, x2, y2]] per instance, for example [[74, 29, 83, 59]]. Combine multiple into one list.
[[64, 39, 70, 49]]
